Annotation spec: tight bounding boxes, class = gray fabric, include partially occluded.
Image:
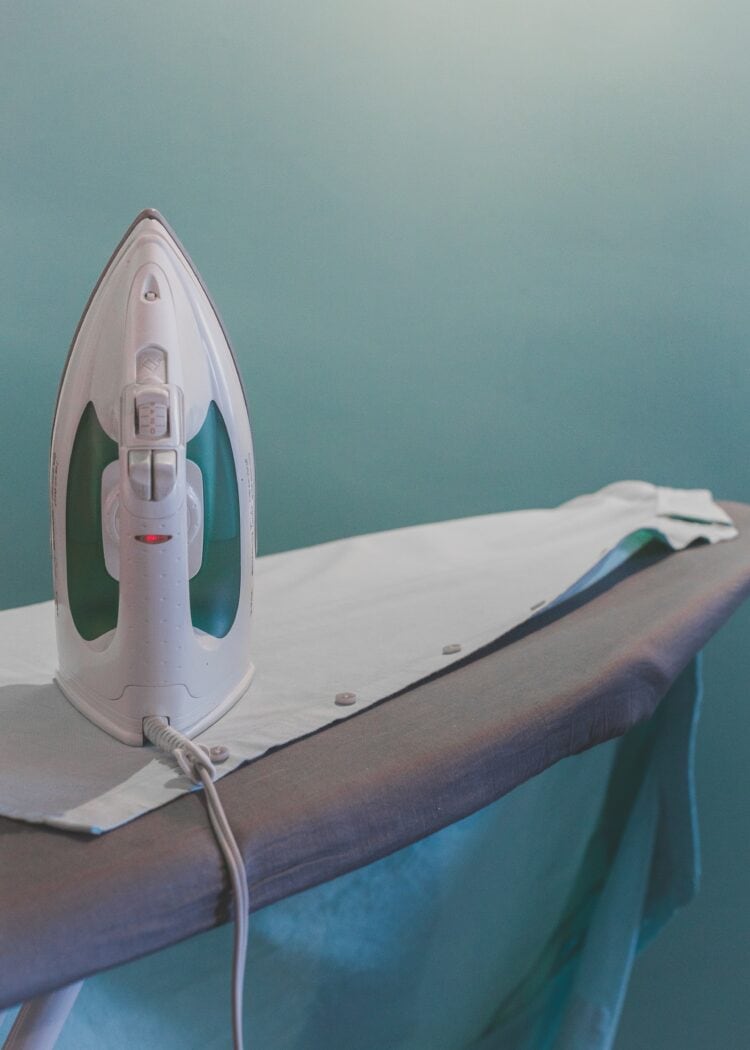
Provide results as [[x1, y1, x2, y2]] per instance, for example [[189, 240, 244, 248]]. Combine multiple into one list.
[[1, 501, 749, 1009]]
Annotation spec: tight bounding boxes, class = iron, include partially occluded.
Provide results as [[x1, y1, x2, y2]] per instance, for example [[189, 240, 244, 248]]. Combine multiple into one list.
[[50, 209, 256, 745]]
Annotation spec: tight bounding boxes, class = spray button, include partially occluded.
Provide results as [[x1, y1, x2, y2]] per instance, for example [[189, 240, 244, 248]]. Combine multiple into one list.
[[152, 450, 177, 501]]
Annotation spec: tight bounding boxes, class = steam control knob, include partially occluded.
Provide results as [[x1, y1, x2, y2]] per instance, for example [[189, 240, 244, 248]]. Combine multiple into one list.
[[136, 389, 169, 438]]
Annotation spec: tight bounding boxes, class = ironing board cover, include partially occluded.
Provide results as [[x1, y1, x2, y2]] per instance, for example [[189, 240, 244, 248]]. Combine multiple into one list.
[[0, 498, 749, 1022]]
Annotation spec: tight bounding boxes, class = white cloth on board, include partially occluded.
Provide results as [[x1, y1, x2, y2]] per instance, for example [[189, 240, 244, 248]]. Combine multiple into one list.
[[0, 481, 735, 833]]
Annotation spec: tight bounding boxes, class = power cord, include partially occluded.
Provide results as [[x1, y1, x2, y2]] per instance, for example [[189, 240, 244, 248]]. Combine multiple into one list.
[[142, 716, 249, 1050]]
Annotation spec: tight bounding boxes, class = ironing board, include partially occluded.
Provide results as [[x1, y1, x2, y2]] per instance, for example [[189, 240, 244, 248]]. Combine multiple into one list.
[[2, 501, 750, 1040]]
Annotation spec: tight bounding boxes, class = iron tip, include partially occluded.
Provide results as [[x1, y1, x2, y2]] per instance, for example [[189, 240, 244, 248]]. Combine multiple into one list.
[[132, 207, 168, 227]]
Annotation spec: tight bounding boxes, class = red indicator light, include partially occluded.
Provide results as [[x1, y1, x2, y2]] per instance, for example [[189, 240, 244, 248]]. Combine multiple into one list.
[[135, 534, 172, 545]]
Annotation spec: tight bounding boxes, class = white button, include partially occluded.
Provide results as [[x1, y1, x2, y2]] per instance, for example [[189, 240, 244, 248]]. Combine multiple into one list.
[[152, 450, 177, 501], [136, 347, 167, 384], [127, 450, 152, 500]]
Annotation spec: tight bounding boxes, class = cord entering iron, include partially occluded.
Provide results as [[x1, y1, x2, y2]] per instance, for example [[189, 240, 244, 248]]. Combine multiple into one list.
[[142, 716, 249, 1050]]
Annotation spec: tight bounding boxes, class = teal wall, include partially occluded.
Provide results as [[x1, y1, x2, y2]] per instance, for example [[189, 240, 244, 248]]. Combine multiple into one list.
[[0, 3, 747, 1045]]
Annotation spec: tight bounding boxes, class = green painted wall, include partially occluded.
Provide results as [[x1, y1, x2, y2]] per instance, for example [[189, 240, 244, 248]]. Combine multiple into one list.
[[0, 3, 747, 1045]]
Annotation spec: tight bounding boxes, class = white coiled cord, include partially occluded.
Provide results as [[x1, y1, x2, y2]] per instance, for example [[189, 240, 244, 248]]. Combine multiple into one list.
[[142, 716, 249, 1050]]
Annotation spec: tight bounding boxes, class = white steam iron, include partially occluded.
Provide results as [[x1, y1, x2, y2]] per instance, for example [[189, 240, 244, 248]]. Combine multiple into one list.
[[50, 209, 256, 746]]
